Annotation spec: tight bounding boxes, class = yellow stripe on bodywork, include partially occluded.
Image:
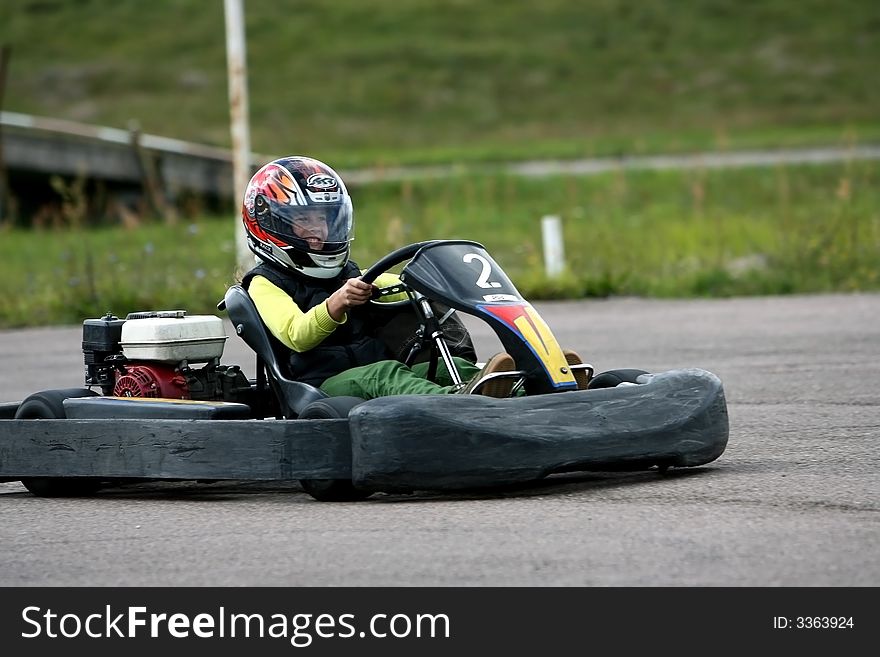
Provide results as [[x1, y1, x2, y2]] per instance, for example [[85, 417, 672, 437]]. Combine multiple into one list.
[[512, 305, 575, 387]]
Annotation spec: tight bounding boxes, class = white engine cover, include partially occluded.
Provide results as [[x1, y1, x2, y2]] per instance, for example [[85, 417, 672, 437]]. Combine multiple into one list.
[[120, 313, 227, 363]]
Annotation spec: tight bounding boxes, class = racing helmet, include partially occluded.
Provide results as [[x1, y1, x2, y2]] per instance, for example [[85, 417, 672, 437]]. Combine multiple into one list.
[[241, 156, 354, 278]]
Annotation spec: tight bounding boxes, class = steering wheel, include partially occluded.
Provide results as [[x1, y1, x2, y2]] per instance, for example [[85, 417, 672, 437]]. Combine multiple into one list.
[[361, 240, 441, 284], [360, 241, 455, 376], [361, 240, 442, 305]]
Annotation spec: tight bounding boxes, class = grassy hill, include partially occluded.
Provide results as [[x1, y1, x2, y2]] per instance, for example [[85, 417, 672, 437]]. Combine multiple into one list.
[[1, 0, 878, 168]]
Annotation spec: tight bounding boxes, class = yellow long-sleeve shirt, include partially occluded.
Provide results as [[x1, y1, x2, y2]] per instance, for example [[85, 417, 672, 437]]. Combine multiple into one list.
[[248, 272, 404, 353]]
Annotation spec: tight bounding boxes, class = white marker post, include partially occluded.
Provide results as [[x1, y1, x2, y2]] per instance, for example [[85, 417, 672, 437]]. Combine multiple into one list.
[[541, 214, 565, 278]]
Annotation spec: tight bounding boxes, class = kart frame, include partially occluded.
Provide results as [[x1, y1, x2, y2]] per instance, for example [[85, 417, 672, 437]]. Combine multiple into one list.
[[0, 240, 730, 497]]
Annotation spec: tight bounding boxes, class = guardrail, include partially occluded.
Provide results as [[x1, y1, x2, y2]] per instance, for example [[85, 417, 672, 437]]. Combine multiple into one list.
[[0, 110, 276, 201]]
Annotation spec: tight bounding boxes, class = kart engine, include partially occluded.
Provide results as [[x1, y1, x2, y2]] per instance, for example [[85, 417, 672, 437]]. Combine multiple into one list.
[[112, 363, 189, 398], [81, 311, 250, 402]]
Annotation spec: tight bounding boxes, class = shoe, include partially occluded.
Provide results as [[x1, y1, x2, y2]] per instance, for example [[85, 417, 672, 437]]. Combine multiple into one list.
[[563, 349, 591, 390], [459, 352, 516, 398]]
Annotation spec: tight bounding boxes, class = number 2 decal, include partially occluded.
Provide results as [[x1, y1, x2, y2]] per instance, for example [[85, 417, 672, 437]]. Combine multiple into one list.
[[463, 253, 502, 288]]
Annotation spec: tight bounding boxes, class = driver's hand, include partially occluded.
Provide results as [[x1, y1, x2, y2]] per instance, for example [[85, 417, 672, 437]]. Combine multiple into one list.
[[326, 277, 376, 321]]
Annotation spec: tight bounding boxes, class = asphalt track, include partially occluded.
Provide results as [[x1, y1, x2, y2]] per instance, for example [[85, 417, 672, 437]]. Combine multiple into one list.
[[0, 293, 877, 586]]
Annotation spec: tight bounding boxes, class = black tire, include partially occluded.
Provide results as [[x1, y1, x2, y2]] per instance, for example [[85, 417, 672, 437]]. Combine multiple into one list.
[[298, 396, 373, 502], [14, 388, 104, 498], [587, 369, 650, 390]]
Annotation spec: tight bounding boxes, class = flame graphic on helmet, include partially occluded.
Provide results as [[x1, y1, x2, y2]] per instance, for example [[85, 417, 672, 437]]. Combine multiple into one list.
[[254, 164, 301, 207], [243, 163, 304, 248]]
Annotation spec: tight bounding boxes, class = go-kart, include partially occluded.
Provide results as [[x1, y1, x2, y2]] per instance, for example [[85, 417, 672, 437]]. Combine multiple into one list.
[[0, 240, 729, 501]]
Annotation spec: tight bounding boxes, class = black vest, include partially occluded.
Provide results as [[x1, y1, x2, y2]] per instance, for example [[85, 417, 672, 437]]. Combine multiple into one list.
[[241, 262, 390, 387]]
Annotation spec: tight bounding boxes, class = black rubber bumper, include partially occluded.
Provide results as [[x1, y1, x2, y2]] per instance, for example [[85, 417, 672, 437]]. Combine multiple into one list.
[[349, 368, 729, 492]]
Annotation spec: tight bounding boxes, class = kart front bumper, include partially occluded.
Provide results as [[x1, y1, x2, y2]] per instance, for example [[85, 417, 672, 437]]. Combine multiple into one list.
[[349, 368, 729, 491]]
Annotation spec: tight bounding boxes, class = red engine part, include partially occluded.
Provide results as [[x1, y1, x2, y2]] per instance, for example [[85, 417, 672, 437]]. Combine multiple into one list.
[[113, 363, 190, 399]]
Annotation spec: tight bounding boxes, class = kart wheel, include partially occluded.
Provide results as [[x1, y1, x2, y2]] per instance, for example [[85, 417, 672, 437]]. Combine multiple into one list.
[[587, 369, 650, 390], [298, 396, 373, 502], [14, 388, 104, 498]]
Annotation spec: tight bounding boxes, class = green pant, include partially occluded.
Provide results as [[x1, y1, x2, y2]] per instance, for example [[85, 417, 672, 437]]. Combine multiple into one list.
[[319, 357, 481, 400]]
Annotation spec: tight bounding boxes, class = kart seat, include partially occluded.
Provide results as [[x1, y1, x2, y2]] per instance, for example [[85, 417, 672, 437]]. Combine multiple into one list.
[[218, 284, 328, 418]]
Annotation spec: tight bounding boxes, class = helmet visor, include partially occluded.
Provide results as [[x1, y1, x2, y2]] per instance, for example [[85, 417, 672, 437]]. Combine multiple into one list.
[[259, 197, 354, 254]]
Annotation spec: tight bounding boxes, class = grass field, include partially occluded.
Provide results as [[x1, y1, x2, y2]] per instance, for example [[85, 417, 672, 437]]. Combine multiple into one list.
[[1, 0, 878, 167], [2, 159, 876, 328]]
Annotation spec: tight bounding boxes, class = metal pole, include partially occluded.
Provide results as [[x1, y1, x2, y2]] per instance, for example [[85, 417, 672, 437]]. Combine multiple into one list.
[[224, 0, 255, 271]]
